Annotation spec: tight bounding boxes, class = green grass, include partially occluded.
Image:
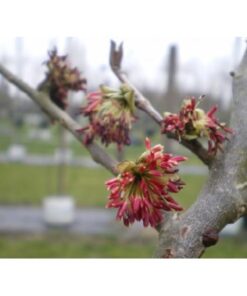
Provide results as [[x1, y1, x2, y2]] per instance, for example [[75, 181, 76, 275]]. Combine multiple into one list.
[[0, 163, 247, 259], [0, 234, 246, 258], [0, 234, 155, 258], [0, 118, 207, 165], [0, 163, 206, 207], [176, 174, 206, 209], [0, 136, 14, 152], [0, 164, 112, 206], [203, 236, 247, 258]]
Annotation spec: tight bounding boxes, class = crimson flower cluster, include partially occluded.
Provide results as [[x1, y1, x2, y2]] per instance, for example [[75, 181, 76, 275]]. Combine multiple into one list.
[[105, 138, 186, 227], [78, 84, 136, 150], [161, 97, 232, 154], [43, 49, 87, 109]]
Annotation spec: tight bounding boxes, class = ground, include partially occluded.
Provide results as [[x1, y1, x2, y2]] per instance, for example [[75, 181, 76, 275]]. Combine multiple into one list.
[[0, 119, 245, 258]]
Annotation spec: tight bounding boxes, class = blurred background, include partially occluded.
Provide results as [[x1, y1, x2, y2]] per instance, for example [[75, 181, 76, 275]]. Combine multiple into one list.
[[0, 36, 246, 258]]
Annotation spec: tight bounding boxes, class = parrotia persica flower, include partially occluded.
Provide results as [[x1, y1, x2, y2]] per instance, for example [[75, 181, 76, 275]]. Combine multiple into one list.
[[42, 49, 87, 109], [161, 97, 232, 154], [105, 138, 187, 227], [78, 84, 136, 150]]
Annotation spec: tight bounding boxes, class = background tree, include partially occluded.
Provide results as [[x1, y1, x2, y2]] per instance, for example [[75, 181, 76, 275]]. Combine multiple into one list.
[[0, 41, 246, 258]]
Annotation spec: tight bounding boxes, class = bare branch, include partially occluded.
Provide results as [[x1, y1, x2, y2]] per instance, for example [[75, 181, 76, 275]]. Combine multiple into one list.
[[0, 63, 119, 175], [109, 40, 212, 167], [155, 46, 247, 258], [0, 64, 37, 99], [170, 135, 214, 167], [109, 40, 123, 79], [110, 40, 163, 125], [1, 42, 243, 259]]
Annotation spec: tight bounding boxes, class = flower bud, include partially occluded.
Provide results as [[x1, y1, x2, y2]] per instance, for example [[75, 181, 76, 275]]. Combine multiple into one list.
[[161, 96, 232, 155], [78, 84, 136, 149], [41, 48, 86, 109], [105, 138, 186, 227]]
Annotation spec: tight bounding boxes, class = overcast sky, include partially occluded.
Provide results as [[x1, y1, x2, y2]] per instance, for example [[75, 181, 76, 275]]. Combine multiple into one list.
[[0, 0, 245, 102]]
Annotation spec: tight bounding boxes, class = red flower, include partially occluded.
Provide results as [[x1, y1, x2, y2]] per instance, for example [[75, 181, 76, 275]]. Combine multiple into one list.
[[78, 84, 136, 150], [105, 138, 187, 227], [161, 97, 232, 154], [41, 48, 87, 109]]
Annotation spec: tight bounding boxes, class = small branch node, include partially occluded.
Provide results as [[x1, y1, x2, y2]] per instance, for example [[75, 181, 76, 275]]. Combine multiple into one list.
[[202, 229, 219, 247]]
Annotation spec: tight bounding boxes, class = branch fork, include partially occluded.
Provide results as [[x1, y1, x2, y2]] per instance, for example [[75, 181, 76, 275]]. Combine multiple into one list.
[[0, 40, 246, 258]]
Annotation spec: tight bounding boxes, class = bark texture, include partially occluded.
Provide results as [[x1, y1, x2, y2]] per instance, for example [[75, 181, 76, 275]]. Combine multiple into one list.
[[1, 42, 247, 258], [155, 48, 247, 258]]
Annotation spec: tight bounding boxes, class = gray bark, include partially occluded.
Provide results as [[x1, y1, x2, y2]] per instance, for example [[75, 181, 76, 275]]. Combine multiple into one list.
[[155, 48, 247, 258], [1, 42, 247, 258], [0, 63, 118, 175]]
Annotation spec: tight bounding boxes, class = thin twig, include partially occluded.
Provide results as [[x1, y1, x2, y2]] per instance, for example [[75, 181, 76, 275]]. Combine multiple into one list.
[[0, 63, 119, 175], [109, 40, 213, 167]]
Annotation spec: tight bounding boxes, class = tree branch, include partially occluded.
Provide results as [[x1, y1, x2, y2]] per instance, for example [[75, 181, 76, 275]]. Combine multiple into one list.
[[0, 63, 119, 175], [109, 40, 212, 167], [170, 136, 214, 167], [1, 42, 243, 259], [154, 46, 247, 258], [0, 64, 37, 99]]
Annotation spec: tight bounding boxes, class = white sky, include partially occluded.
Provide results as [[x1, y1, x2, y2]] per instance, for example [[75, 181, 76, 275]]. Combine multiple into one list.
[[0, 0, 246, 102]]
